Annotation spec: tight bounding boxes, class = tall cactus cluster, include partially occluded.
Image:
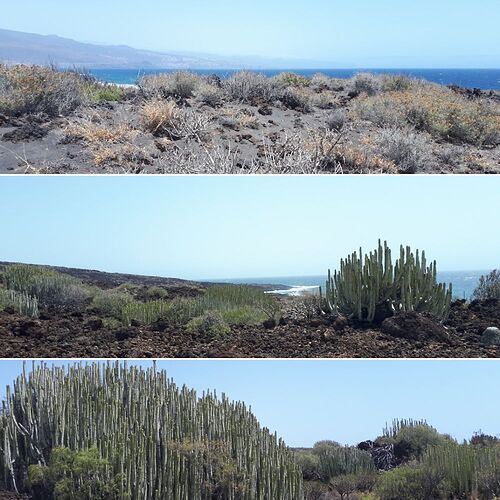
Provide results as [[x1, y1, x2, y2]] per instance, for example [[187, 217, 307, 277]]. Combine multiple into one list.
[[0, 288, 38, 317], [317, 446, 374, 481], [324, 240, 453, 322], [0, 362, 303, 500], [423, 442, 500, 496]]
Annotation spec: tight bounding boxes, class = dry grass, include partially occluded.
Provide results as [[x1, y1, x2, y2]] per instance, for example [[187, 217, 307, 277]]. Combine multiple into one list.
[[65, 119, 136, 144], [141, 99, 210, 140], [141, 99, 178, 135], [238, 112, 259, 129]]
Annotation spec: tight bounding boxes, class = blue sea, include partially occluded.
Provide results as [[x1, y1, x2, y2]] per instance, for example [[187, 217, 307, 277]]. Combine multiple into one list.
[[217, 271, 489, 300], [90, 68, 500, 90]]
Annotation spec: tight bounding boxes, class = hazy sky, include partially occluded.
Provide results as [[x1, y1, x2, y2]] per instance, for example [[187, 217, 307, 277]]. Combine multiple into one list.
[[0, 360, 498, 446], [0, 176, 499, 280], [2, 0, 499, 67]]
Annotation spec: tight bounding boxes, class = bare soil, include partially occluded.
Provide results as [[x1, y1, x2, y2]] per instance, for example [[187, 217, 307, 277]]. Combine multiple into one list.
[[1, 84, 498, 174]]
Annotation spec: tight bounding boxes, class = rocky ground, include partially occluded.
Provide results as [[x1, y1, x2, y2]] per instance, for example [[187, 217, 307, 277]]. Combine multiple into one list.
[[0, 71, 498, 174], [0, 286, 498, 359]]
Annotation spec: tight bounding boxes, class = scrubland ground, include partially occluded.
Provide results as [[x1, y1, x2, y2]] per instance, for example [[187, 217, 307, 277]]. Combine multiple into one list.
[[0, 65, 498, 173], [0, 262, 498, 358]]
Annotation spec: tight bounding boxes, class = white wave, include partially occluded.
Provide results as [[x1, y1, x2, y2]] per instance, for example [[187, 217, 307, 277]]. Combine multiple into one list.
[[265, 285, 320, 296]]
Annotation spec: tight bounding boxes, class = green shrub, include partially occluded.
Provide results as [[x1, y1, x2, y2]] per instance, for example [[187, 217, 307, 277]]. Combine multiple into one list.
[[141, 286, 169, 301], [121, 299, 172, 326], [91, 290, 134, 318], [196, 285, 281, 323], [324, 240, 453, 323], [3, 264, 87, 307], [330, 473, 358, 499], [28, 447, 122, 500], [273, 72, 310, 88], [375, 466, 443, 500], [473, 270, 500, 301], [393, 424, 450, 461], [186, 311, 231, 337], [295, 451, 320, 480], [221, 306, 268, 325], [88, 85, 124, 102]]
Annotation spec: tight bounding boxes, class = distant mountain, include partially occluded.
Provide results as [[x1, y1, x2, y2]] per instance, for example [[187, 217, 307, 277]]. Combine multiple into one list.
[[0, 28, 342, 69], [0, 28, 233, 69]]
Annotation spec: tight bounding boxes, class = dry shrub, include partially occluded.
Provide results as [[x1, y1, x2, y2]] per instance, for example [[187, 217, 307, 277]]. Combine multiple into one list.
[[352, 96, 407, 128], [279, 86, 312, 111], [223, 71, 278, 104], [155, 130, 394, 175], [376, 127, 434, 173], [380, 74, 416, 92], [196, 83, 224, 107], [310, 73, 336, 91], [354, 85, 500, 146], [325, 109, 347, 131], [350, 72, 381, 96], [139, 71, 200, 99], [0, 64, 88, 117], [312, 91, 338, 109]]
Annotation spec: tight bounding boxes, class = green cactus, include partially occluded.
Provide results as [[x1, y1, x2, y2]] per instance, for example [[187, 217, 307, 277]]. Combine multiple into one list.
[[0, 362, 304, 499], [0, 288, 38, 317], [325, 240, 452, 322]]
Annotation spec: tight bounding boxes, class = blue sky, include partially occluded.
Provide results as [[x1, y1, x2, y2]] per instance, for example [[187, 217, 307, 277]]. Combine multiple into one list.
[[0, 360, 498, 446], [0, 176, 499, 280], [2, 0, 499, 67]]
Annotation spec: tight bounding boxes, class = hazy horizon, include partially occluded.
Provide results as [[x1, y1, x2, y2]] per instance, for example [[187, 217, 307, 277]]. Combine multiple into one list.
[[2, 0, 500, 68], [0, 360, 498, 447], [0, 176, 499, 280]]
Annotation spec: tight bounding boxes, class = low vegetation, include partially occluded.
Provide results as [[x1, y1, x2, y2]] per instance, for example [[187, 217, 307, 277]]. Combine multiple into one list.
[[473, 269, 500, 300], [353, 80, 500, 146], [0, 64, 123, 117], [2, 264, 87, 309], [295, 419, 500, 500], [0, 263, 282, 332], [2, 66, 498, 174]]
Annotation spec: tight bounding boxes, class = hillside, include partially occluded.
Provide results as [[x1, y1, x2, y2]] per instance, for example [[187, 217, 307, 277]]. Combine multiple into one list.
[[0, 28, 223, 68]]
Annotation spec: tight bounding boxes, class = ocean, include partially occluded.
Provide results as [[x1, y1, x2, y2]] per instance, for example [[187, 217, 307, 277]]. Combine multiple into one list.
[[216, 271, 489, 300], [89, 68, 500, 90]]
